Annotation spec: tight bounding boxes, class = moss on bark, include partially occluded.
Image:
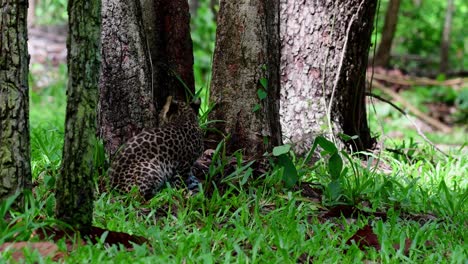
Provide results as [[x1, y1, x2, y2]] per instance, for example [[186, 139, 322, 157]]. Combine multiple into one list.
[[55, 0, 101, 231], [0, 0, 32, 202]]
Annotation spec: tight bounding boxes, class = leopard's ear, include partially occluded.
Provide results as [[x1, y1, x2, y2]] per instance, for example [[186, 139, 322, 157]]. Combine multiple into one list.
[[161, 96, 181, 122], [190, 98, 201, 111], [160, 96, 173, 121]]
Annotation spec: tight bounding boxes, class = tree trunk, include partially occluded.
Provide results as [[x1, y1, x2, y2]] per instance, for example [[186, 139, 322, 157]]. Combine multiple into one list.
[[55, 0, 101, 231], [141, 0, 195, 107], [208, 0, 282, 157], [100, 0, 195, 157], [440, 0, 454, 74], [280, 0, 377, 154], [0, 0, 32, 202], [99, 0, 156, 156], [374, 0, 401, 67]]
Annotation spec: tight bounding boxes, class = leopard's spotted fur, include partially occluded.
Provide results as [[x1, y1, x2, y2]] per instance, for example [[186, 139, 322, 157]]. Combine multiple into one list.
[[109, 97, 203, 200]]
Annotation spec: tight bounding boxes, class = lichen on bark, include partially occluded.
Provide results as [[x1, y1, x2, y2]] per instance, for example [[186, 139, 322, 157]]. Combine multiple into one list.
[[55, 0, 101, 231], [280, 0, 376, 154], [0, 0, 32, 201]]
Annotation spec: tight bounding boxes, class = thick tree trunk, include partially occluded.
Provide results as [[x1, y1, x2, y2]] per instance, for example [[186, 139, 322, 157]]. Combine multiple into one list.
[[440, 0, 454, 74], [55, 0, 101, 231], [0, 0, 31, 202], [141, 0, 195, 107], [208, 0, 282, 157], [280, 0, 376, 154], [99, 0, 156, 156], [374, 0, 401, 67], [100, 0, 195, 157]]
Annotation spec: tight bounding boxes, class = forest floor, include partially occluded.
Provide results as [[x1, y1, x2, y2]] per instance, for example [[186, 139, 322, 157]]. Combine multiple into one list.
[[28, 24, 67, 91], [1, 25, 466, 263]]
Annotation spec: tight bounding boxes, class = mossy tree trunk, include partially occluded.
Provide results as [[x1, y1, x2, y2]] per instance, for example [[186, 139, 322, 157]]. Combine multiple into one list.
[[280, 0, 377, 154], [207, 0, 282, 157], [0, 0, 31, 202], [100, 0, 195, 157], [55, 0, 101, 231]]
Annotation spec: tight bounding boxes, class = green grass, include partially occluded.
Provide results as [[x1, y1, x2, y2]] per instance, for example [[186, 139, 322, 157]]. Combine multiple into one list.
[[367, 87, 468, 147], [1, 66, 467, 263], [12, 1, 466, 261]]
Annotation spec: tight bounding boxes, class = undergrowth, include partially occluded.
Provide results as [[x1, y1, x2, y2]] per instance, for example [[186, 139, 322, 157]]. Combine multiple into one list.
[[3, 1, 467, 259], [1, 77, 467, 262]]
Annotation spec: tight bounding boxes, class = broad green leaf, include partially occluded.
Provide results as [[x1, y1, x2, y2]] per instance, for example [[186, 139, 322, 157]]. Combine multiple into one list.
[[327, 180, 342, 201], [328, 152, 343, 180], [312, 136, 337, 154], [273, 144, 291, 156], [278, 154, 298, 188], [252, 104, 262, 112], [259, 78, 268, 89], [257, 89, 267, 100]]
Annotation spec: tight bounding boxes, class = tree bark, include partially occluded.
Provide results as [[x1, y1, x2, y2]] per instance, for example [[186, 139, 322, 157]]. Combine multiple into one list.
[[374, 0, 401, 67], [0, 0, 32, 202], [100, 0, 195, 157], [55, 0, 101, 231], [99, 0, 156, 156], [208, 0, 282, 157], [440, 0, 454, 74], [141, 0, 195, 107], [280, 0, 376, 154]]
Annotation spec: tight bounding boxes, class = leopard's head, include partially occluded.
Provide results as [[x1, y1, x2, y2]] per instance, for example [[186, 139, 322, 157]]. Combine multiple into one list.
[[158, 96, 200, 126]]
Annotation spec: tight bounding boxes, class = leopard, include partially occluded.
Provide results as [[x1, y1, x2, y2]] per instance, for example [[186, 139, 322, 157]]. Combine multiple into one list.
[[108, 96, 203, 200]]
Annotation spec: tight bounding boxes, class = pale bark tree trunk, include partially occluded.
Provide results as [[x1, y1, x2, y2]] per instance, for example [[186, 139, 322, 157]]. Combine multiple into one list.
[[55, 0, 101, 231], [99, 0, 156, 156], [280, 0, 376, 154], [208, 0, 282, 156], [374, 0, 401, 67], [100, 0, 195, 157], [440, 0, 454, 74], [0, 0, 32, 202]]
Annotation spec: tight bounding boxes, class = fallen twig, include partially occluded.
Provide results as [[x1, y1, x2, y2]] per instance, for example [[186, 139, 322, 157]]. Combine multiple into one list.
[[368, 71, 467, 89], [366, 80, 450, 157], [369, 79, 452, 133]]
